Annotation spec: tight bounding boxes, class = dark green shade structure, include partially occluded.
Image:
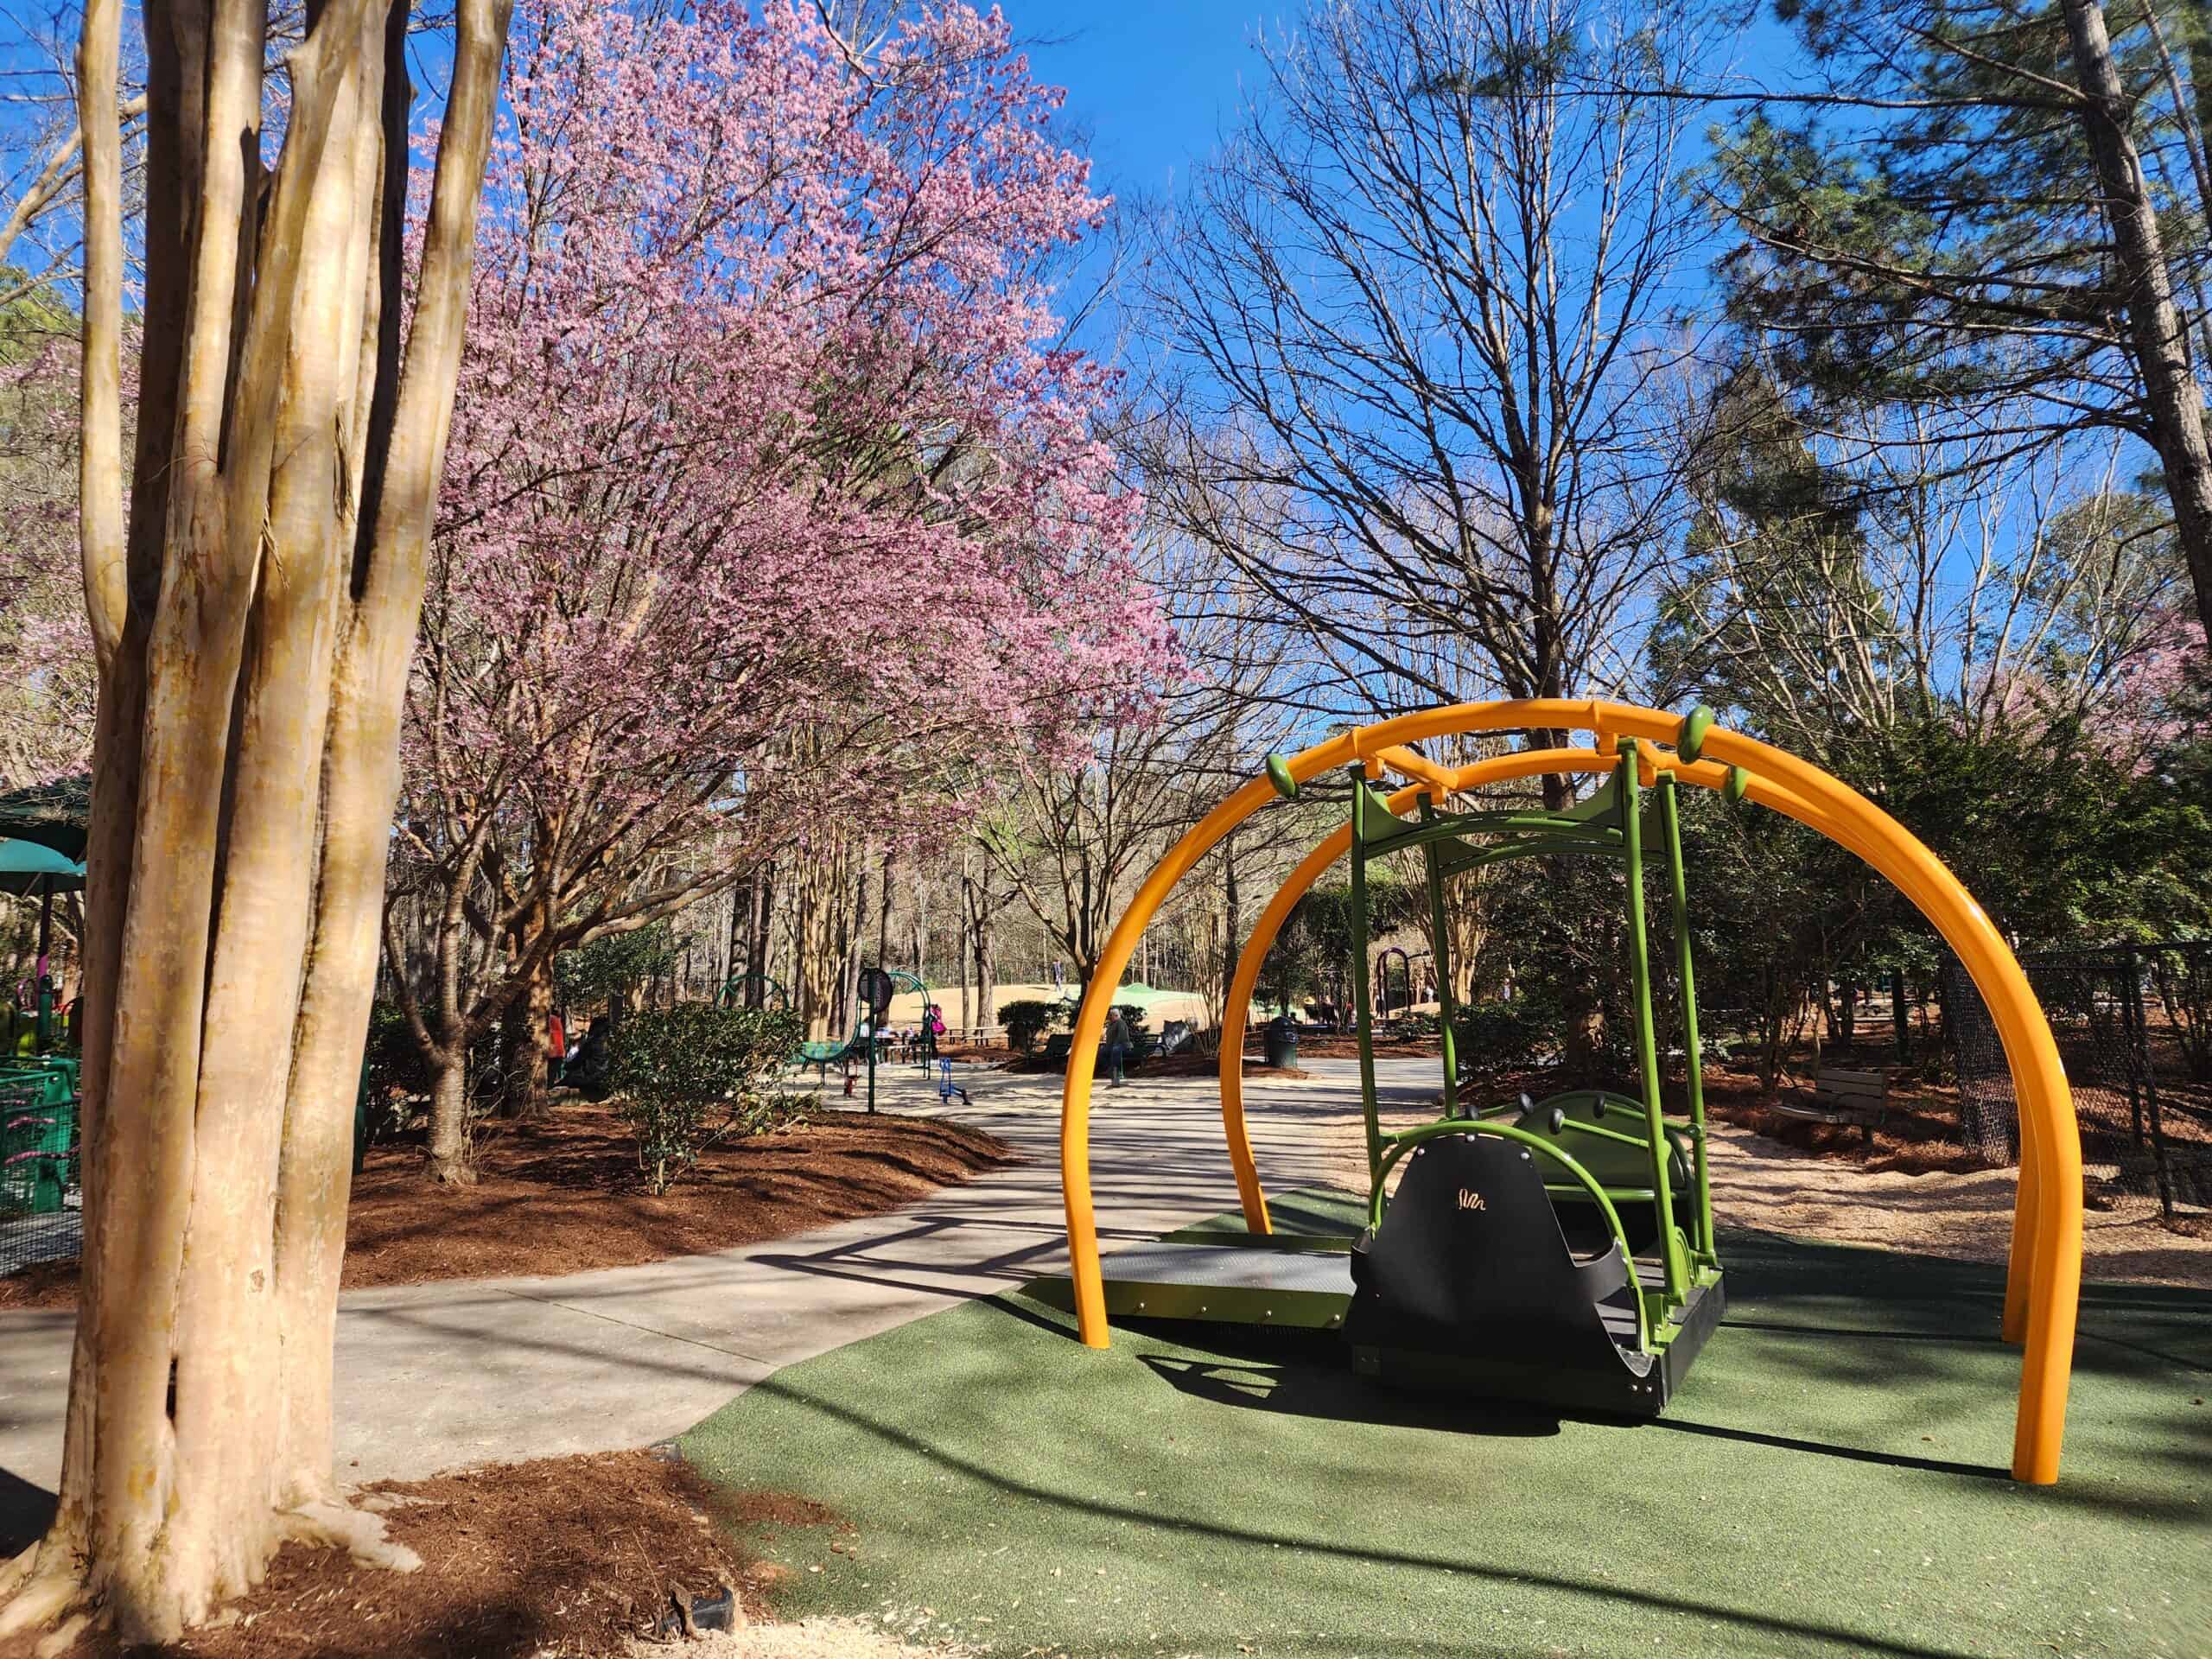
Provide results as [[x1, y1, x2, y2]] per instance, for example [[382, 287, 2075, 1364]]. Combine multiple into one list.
[[0, 836, 82, 1053], [0, 776, 91, 862]]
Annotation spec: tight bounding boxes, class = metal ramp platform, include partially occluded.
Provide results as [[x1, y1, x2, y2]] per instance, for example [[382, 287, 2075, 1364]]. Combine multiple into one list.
[[1028, 1240, 1356, 1329], [1026, 1235, 1723, 1419]]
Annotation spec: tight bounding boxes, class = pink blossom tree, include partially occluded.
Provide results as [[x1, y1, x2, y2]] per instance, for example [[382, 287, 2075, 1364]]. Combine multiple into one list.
[[384, 0, 1163, 1177], [0, 329, 99, 789]]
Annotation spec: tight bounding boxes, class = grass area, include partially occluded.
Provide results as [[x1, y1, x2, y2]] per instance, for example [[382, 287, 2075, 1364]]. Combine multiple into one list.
[[682, 1195, 2209, 1659]]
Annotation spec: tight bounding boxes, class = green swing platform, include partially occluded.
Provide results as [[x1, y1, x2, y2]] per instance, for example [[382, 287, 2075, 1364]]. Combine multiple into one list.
[[1035, 734, 1729, 1418]]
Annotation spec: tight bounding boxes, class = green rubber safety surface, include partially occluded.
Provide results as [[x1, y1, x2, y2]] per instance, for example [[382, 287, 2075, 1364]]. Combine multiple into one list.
[[680, 1198, 2211, 1659]]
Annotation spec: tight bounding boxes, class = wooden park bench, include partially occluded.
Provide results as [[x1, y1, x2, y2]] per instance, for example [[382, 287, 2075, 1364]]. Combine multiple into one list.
[[1771, 1064, 1889, 1141]]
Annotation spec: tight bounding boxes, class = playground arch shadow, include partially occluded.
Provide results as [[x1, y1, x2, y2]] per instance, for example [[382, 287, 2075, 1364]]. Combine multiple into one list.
[[702, 1349, 2021, 1659], [988, 1267, 2029, 1483], [1133, 1350, 2012, 1480]]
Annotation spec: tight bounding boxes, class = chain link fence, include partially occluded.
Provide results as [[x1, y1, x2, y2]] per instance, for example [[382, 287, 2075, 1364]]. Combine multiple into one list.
[[1948, 942, 2212, 1224], [1, 1068, 81, 1279]]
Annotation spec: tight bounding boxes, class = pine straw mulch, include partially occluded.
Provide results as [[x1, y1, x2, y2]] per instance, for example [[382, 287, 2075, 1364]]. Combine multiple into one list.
[[924, 1044, 1001, 1065], [1319, 1061, 2212, 1286], [1699, 1067, 1995, 1177], [0, 1449, 899, 1659], [0, 1108, 1016, 1313]]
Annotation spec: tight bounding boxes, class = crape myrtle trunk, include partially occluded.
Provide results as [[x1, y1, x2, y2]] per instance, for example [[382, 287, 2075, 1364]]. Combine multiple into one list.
[[0, 0, 517, 1642]]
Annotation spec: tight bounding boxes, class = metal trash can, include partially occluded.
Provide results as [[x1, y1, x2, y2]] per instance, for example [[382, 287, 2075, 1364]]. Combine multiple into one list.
[[1263, 1015, 1299, 1071]]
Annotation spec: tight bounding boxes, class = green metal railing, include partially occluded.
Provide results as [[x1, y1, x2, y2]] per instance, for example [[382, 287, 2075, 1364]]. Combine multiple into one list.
[[1344, 734, 1721, 1345]]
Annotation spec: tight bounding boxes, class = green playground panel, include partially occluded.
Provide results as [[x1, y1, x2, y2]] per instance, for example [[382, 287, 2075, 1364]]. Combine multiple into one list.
[[0, 1065, 77, 1215]]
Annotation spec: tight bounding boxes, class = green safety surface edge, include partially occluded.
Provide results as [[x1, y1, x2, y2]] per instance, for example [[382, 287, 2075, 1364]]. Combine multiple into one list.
[[680, 1193, 2210, 1659]]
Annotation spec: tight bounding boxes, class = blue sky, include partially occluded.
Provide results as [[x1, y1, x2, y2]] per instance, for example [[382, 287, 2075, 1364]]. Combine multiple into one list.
[[1002, 0, 1789, 365], [1007, 0, 1285, 210], [1006, 2, 1791, 210]]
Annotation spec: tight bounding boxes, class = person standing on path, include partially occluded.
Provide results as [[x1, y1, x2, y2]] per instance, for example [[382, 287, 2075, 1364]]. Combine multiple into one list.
[[1103, 1007, 1129, 1088]]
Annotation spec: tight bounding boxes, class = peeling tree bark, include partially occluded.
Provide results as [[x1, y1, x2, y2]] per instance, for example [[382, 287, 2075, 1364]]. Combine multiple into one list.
[[499, 956, 555, 1116], [795, 836, 855, 1039], [0, 0, 517, 1643]]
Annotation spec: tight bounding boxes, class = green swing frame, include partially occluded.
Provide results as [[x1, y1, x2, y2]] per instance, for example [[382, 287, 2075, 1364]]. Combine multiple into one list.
[[1340, 736, 1722, 1349]]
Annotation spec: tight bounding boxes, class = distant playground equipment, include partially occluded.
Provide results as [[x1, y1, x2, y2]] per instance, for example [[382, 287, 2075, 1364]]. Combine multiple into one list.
[[1040, 699, 2082, 1486], [0, 838, 84, 1055], [794, 966, 941, 1111], [1374, 945, 1427, 1020], [0, 841, 86, 1223], [937, 1057, 970, 1108], [718, 970, 789, 1010]]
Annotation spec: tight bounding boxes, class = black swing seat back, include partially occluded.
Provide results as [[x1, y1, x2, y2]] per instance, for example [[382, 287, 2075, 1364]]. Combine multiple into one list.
[[1344, 1129, 1679, 1414]]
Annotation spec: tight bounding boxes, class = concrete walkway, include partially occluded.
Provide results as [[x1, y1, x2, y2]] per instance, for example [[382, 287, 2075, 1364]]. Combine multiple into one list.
[[0, 1058, 1437, 1516]]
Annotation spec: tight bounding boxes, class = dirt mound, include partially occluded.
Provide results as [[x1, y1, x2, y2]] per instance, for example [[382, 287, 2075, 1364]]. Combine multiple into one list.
[[1319, 1067, 2212, 1287]]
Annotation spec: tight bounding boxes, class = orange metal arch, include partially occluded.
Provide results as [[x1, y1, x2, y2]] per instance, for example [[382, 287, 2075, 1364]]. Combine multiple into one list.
[[1058, 699, 2082, 1484]]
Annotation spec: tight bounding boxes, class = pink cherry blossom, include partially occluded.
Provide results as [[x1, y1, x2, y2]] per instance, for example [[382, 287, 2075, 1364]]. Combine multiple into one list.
[[0, 335, 100, 789], [389, 0, 1169, 1059]]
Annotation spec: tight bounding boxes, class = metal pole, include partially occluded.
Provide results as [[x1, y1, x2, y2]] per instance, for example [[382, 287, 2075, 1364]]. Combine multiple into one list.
[[867, 978, 878, 1115], [1618, 741, 1687, 1311], [35, 879, 52, 1052], [1346, 770, 1383, 1192], [1419, 798, 1462, 1119], [1658, 776, 1714, 1268]]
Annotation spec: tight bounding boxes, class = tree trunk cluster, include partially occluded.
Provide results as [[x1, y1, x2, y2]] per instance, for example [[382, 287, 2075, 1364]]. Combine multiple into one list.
[[1, 0, 516, 1642]]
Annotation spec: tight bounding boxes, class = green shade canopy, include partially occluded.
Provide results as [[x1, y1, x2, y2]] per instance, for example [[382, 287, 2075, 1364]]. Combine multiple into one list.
[[0, 838, 85, 898], [0, 776, 90, 861]]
